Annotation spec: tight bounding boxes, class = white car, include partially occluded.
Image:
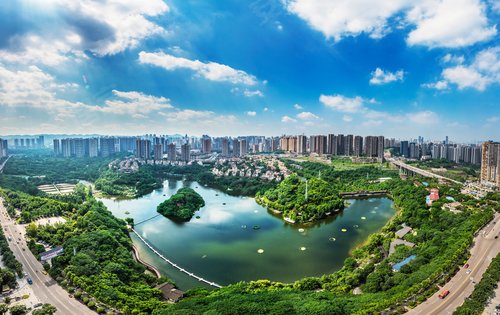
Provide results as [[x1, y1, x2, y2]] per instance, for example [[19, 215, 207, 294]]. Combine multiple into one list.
[[466, 269, 472, 274]]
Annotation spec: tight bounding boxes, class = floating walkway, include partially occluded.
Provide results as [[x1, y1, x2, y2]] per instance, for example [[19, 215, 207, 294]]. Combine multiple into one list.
[[130, 228, 222, 288], [134, 214, 161, 226]]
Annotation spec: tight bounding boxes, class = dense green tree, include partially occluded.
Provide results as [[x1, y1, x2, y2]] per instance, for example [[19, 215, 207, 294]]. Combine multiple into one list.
[[157, 188, 205, 221], [32, 304, 57, 315], [9, 305, 28, 315]]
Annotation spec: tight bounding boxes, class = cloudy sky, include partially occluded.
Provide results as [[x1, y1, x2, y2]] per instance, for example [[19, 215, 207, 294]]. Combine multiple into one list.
[[0, 0, 499, 142]]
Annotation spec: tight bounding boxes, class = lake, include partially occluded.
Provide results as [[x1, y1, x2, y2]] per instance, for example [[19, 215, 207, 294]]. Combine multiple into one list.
[[100, 179, 395, 290]]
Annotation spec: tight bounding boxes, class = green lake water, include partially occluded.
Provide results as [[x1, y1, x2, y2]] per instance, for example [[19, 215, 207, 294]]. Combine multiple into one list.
[[100, 179, 395, 290]]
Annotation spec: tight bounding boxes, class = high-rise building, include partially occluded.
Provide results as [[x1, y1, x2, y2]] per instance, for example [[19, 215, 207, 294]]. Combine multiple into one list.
[[400, 141, 409, 157], [135, 139, 151, 160], [37, 135, 45, 148], [377, 136, 385, 160], [353, 136, 363, 157], [181, 143, 191, 162], [221, 138, 229, 156], [471, 146, 481, 165], [327, 134, 337, 155], [409, 142, 418, 159], [61, 139, 71, 157], [89, 138, 99, 157], [154, 143, 163, 160], [345, 135, 354, 156], [297, 135, 307, 154], [53, 139, 60, 156], [167, 143, 176, 161], [337, 134, 345, 155], [0, 139, 8, 158], [310, 135, 327, 155], [74, 138, 88, 158], [100, 138, 116, 157], [232, 139, 240, 156], [480, 141, 500, 187], [118, 137, 136, 152], [240, 139, 247, 156], [201, 137, 212, 154]]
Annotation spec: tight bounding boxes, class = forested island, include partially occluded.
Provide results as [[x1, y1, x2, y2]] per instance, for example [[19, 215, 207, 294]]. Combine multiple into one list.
[[157, 187, 205, 221], [257, 174, 344, 223]]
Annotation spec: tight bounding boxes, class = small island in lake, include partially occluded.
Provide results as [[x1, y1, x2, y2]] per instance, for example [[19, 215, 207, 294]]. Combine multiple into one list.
[[157, 187, 205, 221]]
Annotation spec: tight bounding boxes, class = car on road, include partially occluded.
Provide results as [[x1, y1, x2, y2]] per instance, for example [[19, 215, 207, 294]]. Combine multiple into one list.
[[438, 290, 450, 299], [27, 277, 33, 285], [466, 269, 472, 274], [42, 271, 47, 275], [464, 263, 469, 268], [34, 303, 42, 308]]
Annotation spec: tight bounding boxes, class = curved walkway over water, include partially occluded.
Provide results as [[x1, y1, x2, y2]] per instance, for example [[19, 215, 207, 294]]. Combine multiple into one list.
[[131, 228, 223, 288], [134, 214, 161, 226]]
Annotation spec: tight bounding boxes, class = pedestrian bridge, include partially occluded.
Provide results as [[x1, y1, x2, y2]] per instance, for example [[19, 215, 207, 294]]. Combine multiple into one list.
[[130, 228, 222, 288]]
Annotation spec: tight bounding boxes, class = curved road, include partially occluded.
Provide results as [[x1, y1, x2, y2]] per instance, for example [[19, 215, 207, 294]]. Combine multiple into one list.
[[407, 212, 500, 315], [0, 198, 94, 315]]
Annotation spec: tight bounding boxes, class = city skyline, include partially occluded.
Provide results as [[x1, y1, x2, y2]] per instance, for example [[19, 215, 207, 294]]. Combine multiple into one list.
[[0, 1, 499, 141]]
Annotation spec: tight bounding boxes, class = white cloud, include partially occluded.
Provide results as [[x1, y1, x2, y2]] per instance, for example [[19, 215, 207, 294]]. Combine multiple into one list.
[[422, 80, 449, 90], [0, 63, 175, 121], [492, 0, 500, 13], [263, 107, 269, 112], [343, 115, 353, 122], [320, 94, 365, 113], [0, 35, 82, 66], [433, 46, 500, 91], [99, 90, 173, 116], [246, 111, 257, 116], [294, 103, 303, 110], [285, 0, 411, 41], [407, 110, 439, 124], [442, 54, 465, 64], [57, 0, 169, 56], [487, 116, 499, 123], [406, 0, 496, 48], [138, 51, 259, 85], [0, 64, 84, 118], [296, 111, 319, 120], [369, 68, 405, 85], [160, 109, 214, 121], [243, 89, 264, 97], [0, 0, 169, 67], [281, 115, 297, 123], [362, 120, 383, 127], [284, 0, 496, 48]]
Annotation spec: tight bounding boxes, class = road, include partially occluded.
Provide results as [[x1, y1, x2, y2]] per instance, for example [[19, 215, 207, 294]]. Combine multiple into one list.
[[0, 198, 94, 315], [391, 159, 463, 185], [407, 212, 500, 315], [0, 155, 11, 173]]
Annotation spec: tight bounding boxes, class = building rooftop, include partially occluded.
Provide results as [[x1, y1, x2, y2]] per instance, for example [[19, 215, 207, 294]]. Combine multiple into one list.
[[395, 226, 412, 239], [156, 283, 185, 303]]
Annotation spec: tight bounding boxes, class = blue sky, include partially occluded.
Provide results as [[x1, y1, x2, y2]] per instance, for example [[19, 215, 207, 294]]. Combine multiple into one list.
[[0, 0, 498, 142]]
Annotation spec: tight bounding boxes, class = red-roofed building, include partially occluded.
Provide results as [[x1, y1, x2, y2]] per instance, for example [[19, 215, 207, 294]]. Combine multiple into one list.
[[430, 188, 439, 201]]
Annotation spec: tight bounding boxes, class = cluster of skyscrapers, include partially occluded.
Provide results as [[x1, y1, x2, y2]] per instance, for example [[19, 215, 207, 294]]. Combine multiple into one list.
[[398, 140, 482, 164], [5, 136, 45, 149], [279, 134, 385, 160], [53, 137, 135, 158]]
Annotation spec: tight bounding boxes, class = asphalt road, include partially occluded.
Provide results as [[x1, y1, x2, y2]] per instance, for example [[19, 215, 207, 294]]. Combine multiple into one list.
[[407, 212, 500, 315], [0, 198, 94, 315]]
